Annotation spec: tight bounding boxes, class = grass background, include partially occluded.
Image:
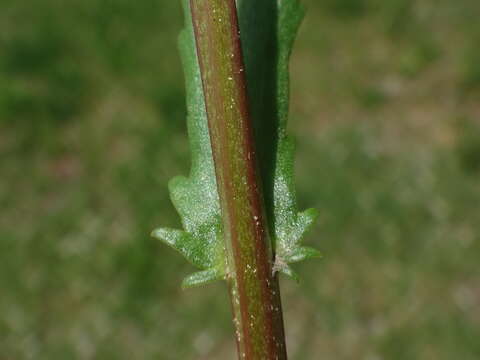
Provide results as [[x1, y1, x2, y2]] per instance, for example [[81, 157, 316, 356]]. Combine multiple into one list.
[[1, 0, 480, 358]]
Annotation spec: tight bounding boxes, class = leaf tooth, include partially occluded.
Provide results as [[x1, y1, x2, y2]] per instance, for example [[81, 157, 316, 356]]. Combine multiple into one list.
[[151, 227, 183, 247], [168, 175, 190, 200], [277, 263, 300, 283], [151, 227, 206, 269], [283, 246, 322, 264], [298, 208, 319, 227], [274, 246, 321, 283], [294, 207, 319, 243], [181, 268, 224, 289]]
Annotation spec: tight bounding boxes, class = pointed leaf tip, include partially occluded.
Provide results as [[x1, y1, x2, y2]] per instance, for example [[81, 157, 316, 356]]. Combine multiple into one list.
[[284, 246, 322, 264], [152, 227, 208, 269], [151, 227, 188, 248], [298, 208, 319, 232], [181, 268, 224, 289], [278, 264, 300, 283]]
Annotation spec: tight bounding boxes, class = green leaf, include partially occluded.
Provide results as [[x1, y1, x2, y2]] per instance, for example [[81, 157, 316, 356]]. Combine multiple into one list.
[[152, 0, 225, 287], [181, 268, 224, 289], [239, 0, 321, 278], [153, 0, 320, 286]]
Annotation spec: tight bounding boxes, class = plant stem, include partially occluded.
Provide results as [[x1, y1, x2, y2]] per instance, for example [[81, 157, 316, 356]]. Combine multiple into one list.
[[189, 1, 288, 359]]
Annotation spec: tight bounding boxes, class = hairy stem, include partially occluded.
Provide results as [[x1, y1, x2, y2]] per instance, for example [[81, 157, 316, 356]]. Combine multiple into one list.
[[189, 1, 287, 359]]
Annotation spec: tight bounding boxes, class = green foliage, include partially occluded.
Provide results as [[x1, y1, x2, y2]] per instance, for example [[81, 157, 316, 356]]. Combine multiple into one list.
[[152, 0, 320, 287]]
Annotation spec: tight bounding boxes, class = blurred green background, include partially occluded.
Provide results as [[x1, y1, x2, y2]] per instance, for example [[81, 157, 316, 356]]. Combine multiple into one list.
[[1, 0, 479, 359]]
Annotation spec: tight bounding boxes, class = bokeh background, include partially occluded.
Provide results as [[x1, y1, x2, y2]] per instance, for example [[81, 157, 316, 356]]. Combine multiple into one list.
[[1, 0, 480, 359]]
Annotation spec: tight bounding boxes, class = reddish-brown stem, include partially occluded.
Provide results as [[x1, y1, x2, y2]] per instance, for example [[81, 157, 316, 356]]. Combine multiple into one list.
[[189, 1, 287, 359]]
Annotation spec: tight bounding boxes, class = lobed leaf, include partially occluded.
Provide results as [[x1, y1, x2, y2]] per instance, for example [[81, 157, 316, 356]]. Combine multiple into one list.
[[153, 0, 320, 286]]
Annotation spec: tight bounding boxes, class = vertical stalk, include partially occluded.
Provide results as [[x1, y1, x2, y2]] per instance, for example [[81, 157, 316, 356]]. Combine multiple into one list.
[[190, 1, 287, 359]]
